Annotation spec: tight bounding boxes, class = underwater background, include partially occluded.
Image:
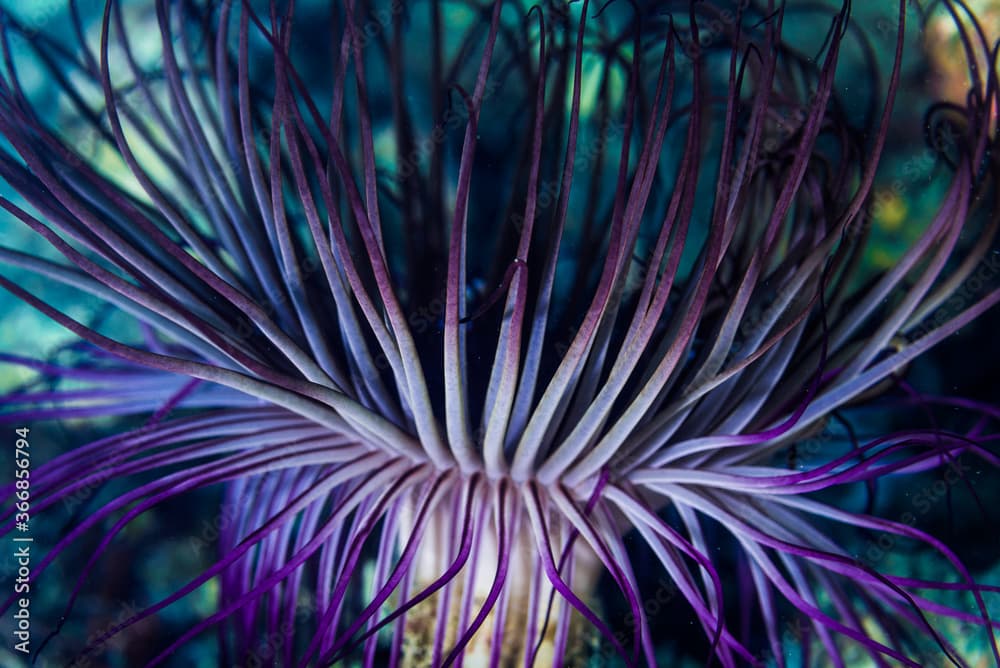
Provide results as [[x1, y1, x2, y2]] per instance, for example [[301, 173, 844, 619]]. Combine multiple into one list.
[[0, 0, 998, 666]]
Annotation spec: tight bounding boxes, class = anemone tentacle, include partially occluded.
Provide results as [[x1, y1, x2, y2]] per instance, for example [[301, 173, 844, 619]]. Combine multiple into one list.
[[1, 0, 999, 666]]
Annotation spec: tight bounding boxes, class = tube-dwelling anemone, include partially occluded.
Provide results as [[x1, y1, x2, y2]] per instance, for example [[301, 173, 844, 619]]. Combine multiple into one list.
[[1, 0, 999, 666]]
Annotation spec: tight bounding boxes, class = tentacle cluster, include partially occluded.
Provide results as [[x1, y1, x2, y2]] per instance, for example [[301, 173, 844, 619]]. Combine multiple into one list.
[[1, 0, 999, 666]]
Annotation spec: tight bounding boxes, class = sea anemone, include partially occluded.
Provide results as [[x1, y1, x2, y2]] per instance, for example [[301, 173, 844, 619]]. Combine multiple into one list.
[[1, 0, 999, 666]]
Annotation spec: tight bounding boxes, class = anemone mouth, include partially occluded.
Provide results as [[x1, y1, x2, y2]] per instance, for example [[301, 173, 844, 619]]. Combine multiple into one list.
[[1, 0, 999, 666]]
